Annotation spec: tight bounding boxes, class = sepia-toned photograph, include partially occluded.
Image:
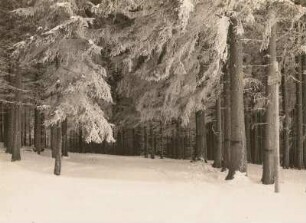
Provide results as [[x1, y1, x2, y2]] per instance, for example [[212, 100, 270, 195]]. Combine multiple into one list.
[[0, 0, 306, 222]]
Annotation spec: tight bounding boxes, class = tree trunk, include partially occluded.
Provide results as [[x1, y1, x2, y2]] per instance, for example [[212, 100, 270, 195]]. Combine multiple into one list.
[[54, 122, 62, 175], [226, 17, 247, 180], [51, 126, 57, 158], [194, 111, 207, 161], [21, 107, 24, 147], [6, 105, 13, 154], [28, 108, 32, 146], [0, 103, 3, 142], [62, 118, 68, 156], [160, 122, 164, 159], [11, 70, 22, 162], [223, 63, 231, 170], [144, 125, 148, 158], [213, 98, 222, 168], [282, 69, 290, 168], [24, 107, 27, 146], [140, 125, 145, 156], [150, 124, 155, 159], [262, 20, 280, 189], [5, 71, 13, 153], [41, 114, 46, 151], [79, 127, 84, 153], [253, 112, 260, 164], [176, 122, 181, 159], [245, 111, 252, 162], [302, 55, 306, 167], [121, 128, 125, 155], [182, 132, 186, 159], [296, 53, 304, 169], [34, 108, 42, 154], [3, 106, 9, 148], [171, 129, 175, 158], [290, 109, 296, 167], [0, 104, 4, 143]]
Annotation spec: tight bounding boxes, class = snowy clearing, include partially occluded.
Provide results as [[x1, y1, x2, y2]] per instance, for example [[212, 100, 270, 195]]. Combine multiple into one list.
[[0, 146, 306, 223]]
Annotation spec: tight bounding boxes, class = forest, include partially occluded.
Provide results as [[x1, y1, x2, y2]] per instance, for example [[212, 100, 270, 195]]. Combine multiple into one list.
[[1, 0, 306, 219], [1, 0, 306, 181]]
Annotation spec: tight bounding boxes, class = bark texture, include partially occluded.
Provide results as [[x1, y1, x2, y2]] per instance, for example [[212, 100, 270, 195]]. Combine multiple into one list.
[[226, 18, 247, 180]]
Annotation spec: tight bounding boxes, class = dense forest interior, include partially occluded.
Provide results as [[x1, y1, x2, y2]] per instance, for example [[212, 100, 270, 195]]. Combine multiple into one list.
[[1, 1, 306, 222]]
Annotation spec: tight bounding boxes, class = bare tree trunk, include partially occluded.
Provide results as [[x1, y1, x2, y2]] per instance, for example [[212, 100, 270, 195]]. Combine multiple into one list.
[[34, 108, 42, 154], [5, 71, 13, 153], [54, 122, 62, 175], [303, 55, 306, 167], [150, 124, 155, 159], [160, 122, 164, 159], [6, 107, 14, 154], [121, 128, 125, 155], [144, 125, 148, 158], [252, 112, 257, 163], [51, 126, 57, 158], [3, 106, 9, 148], [176, 121, 181, 159], [194, 111, 207, 161], [282, 69, 290, 168], [182, 131, 186, 159], [262, 20, 280, 190], [11, 70, 22, 161], [28, 108, 32, 146], [223, 63, 231, 170], [213, 98, 222, 168], [171, 129, 175, 158], [24, 107, 27, 146], [79, 127, 84, 153], [0, 103, 3, 142], [295, 49, 304, 169], [245, 111, 252, 163], [140, 125, 144, 156], [41, 114, 46, 151], [20, 108, 24, 147], [62, 118, 68, 157], [226, 17, 246, 180], [152, 133, 156, 159]]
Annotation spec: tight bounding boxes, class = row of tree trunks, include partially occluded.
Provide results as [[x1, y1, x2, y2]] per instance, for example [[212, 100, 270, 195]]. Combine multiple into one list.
[[0, 104, 49, 150], [280, 28, 306, 170]]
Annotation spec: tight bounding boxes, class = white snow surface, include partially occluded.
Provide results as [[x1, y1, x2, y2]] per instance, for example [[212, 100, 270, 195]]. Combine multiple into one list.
[[0, 144, 305, 223]]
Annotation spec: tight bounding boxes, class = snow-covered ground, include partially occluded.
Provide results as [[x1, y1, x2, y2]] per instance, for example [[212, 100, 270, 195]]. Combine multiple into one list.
[[0, 144, 305, 223]]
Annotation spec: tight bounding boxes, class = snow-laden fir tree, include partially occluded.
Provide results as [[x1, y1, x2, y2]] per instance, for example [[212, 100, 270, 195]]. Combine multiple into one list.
[[13, 0, 116, 144]]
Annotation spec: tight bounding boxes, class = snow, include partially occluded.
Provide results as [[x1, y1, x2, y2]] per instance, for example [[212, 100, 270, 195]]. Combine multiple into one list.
[[0, 144, 305, 223], [178, 0, 194, 31]]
